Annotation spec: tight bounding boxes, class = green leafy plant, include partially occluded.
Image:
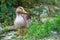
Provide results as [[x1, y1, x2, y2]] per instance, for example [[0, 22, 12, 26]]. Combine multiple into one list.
[[3, 27, 8, 34], [28, 21, 51, 39]]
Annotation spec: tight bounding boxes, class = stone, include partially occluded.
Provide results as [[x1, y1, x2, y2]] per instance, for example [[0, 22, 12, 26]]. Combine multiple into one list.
[[0, 27, 3, 34], [1, 31, 17, 40]]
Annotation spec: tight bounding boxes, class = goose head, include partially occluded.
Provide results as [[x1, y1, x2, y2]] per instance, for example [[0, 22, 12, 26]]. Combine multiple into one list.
[[16, 6, 27, 14]]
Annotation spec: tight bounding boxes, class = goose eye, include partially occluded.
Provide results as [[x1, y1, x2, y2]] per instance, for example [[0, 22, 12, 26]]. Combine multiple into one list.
[[19, 7, 23, 9]]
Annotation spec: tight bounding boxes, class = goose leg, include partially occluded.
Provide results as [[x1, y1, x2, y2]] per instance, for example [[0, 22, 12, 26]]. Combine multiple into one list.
[[25, 28, 28, 37], [17, 27, 22, 38]]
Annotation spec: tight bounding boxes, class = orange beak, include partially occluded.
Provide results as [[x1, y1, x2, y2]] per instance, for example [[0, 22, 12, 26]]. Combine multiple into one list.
[[22, 9, 27, 13]]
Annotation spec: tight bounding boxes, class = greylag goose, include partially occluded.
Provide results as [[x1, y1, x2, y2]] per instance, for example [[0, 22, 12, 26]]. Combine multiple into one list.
[[14, 6, 31, 38]]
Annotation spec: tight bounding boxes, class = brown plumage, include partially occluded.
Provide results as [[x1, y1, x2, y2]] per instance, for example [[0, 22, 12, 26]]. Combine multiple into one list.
[[14, 6, 31, 38]]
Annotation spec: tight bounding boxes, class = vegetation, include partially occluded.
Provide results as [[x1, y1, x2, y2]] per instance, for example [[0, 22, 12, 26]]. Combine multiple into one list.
[[29, 16, 60, 38], [0, 0, 60, 25], [0, 0, 60, 40], [3, 16, 60, 39]]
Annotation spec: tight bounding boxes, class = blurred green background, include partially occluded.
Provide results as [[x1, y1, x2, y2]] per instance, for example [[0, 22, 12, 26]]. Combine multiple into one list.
[[0, 0, 60, 40]]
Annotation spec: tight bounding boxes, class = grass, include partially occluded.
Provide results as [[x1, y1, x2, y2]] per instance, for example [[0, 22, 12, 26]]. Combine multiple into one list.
[[2, 16, 60, 40]]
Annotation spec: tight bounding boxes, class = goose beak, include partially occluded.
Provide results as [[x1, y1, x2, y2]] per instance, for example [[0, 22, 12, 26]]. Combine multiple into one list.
[[22, 9, 27, 13]]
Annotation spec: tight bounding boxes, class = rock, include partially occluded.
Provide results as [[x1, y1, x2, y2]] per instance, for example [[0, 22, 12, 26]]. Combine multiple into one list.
[[41, 17, 55, 23], [4, 26, 17, 31], [0, 23, 4, 27], [1, 31, 17, 40], [51, 31, 58, 36], [0, 27, 3, 34]]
